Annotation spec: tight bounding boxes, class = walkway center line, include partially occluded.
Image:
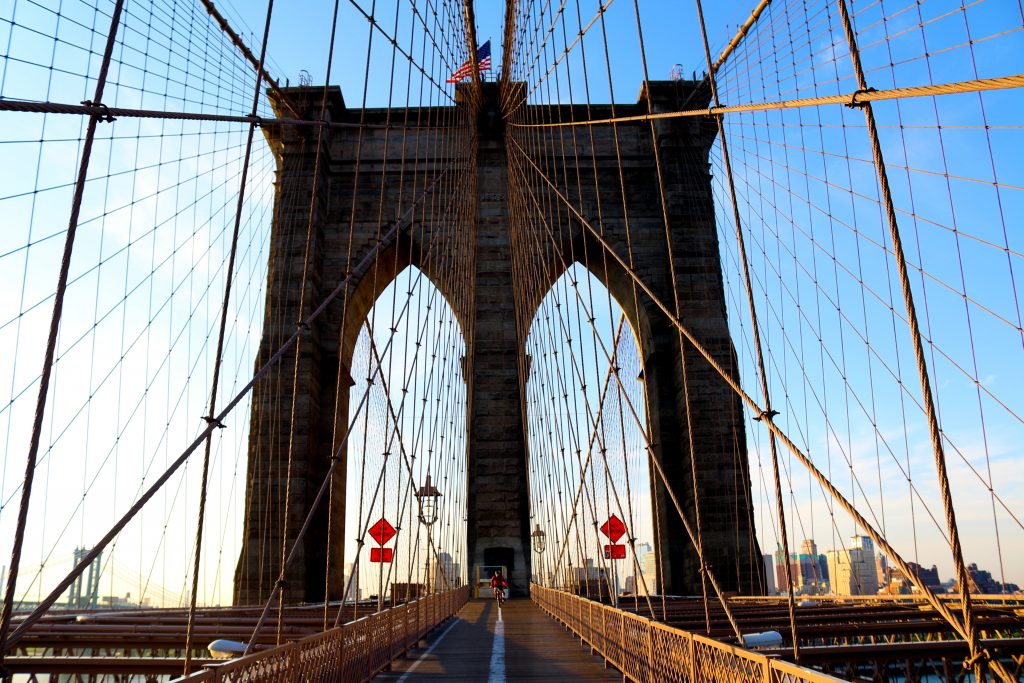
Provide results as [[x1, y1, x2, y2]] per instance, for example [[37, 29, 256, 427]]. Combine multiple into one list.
[[487, 605, 506, 683], [395, 616, 460, 683]]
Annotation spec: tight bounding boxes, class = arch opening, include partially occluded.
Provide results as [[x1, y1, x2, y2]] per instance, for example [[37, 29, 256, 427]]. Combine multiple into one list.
[[339, 264, 468, 608], [523, 263, 656, 601]]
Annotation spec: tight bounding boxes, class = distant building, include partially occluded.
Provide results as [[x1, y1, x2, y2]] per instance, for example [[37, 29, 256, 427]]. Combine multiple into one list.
[[878, 575, 914, 595], [907, 562, 942, 589], [958, 563, 1020, 594], [826, 536, 879, 595], [887, 561, 941, 594], [100, 593, 149, 608], [564, 559, 610, 597], [774, 540, 829, 595], [637, 543, 657, 595], [427, 552, 458, 591], [875, 553, 889, 587], [762, 554, 776, 595], [342, 562, 362, 602]]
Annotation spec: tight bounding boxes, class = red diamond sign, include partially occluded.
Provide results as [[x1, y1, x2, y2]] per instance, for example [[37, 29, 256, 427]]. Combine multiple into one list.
[[368, 518, 396, 546], [599, 514, 626, 543], [370, 547, 394, 563]]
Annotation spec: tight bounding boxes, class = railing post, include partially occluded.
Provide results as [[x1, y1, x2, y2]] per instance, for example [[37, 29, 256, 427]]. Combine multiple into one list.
[[285, 642, 298, 682], [688, 634, 696, 682], [619, 610, 626, 674], [646, 621, 655, 683], [387, 608, 396, 663]]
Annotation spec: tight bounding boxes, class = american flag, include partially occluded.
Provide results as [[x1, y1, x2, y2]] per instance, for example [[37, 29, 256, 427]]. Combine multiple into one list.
[[447, 40, 491, 83]]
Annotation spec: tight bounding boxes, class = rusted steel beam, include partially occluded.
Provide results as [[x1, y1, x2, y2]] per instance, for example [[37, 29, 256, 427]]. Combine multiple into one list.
[[763, 638, 1024, 664], [5, 657, 217, 674]]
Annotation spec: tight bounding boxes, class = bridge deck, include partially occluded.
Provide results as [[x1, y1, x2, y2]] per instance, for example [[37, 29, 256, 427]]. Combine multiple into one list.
[[376, 598, 621, 681]]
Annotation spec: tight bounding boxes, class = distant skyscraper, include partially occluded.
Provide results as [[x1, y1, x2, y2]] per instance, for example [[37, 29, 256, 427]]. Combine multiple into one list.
[[427, 552, 456, 591], [774, 540, 828, 594], [875, 553, 889, 586], [633, 543, 656, 595], [342, 562, 362, 602], [762, 554, 776, 595], [826, 536, 879, 595]]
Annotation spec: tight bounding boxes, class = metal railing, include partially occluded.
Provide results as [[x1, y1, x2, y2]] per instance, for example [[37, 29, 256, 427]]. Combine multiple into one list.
[[172, 586, 469, 683], [532, 584, 846, 683]]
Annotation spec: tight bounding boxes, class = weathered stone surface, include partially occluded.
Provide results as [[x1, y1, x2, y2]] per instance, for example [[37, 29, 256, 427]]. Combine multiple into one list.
[[234, 82, 762, 605]]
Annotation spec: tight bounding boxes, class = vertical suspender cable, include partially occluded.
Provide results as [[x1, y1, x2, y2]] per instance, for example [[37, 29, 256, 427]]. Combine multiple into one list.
[[278, 0, 345, 641], [692, 0, 799, 660], [182, 1, 277, 674], [833, 2, 1004, 679]]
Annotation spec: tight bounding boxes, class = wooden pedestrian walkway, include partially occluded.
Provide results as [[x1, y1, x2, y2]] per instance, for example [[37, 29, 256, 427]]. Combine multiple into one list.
[[375, 598, 622, 681]]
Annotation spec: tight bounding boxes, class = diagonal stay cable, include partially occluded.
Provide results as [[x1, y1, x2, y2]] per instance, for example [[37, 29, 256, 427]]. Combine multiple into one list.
[[183, 0, 279, 671]]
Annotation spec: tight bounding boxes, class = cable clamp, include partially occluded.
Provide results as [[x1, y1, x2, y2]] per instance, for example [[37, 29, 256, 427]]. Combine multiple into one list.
[[846, 87, 877, 109], [753, 409, 779, 422], [275, 578, 287, 590], [963, 649, 992, 668], [202, 415, 226, 429], [82, 100, 116, 122]]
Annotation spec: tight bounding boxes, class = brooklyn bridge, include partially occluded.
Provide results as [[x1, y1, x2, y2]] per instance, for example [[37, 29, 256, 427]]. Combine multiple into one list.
[[0, 0, 1022, 680]]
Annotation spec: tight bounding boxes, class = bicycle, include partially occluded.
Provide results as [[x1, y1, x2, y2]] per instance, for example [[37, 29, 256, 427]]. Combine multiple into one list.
[[494, 586, 506, 607]]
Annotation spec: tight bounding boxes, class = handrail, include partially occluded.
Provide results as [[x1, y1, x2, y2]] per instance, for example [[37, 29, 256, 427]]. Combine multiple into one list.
[[171, 586, 469, 683], [531, 584, 847, 683]]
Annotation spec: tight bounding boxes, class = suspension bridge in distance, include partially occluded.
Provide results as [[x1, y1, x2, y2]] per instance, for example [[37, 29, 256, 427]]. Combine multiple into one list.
[[0, 0, 1022, 681]]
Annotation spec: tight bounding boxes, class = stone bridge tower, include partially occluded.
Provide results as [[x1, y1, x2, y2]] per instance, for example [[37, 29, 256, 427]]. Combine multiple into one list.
[[233, 81, 762, 604]]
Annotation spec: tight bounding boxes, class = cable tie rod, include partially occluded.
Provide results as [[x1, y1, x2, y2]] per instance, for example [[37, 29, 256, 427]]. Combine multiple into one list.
[[201, 415, 227, 429], [846, 87, 878, 109], [81, 100, 115, 122]]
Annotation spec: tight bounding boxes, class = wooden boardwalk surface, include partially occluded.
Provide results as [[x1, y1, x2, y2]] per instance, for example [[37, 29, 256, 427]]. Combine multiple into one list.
[[375, 598, 622, 681]]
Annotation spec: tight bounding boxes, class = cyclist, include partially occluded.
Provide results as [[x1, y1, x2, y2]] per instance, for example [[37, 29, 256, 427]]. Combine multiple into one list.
[[489, 570, 508, 606]]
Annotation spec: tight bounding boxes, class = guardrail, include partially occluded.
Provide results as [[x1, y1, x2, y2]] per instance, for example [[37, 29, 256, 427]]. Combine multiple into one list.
[[532, 584, 846, 683], [172, 586, 469, 683]]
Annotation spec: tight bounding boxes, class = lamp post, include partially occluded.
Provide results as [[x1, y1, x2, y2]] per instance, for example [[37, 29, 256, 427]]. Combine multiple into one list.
[[531, 524, 546, 586], [531, 524, 546, 553], [416, 475, 442, 591], [416, 474, 442, 526]]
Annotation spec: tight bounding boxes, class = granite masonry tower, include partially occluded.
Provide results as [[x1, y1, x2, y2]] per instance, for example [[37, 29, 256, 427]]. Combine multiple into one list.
[[234, 81, 762, 604]]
